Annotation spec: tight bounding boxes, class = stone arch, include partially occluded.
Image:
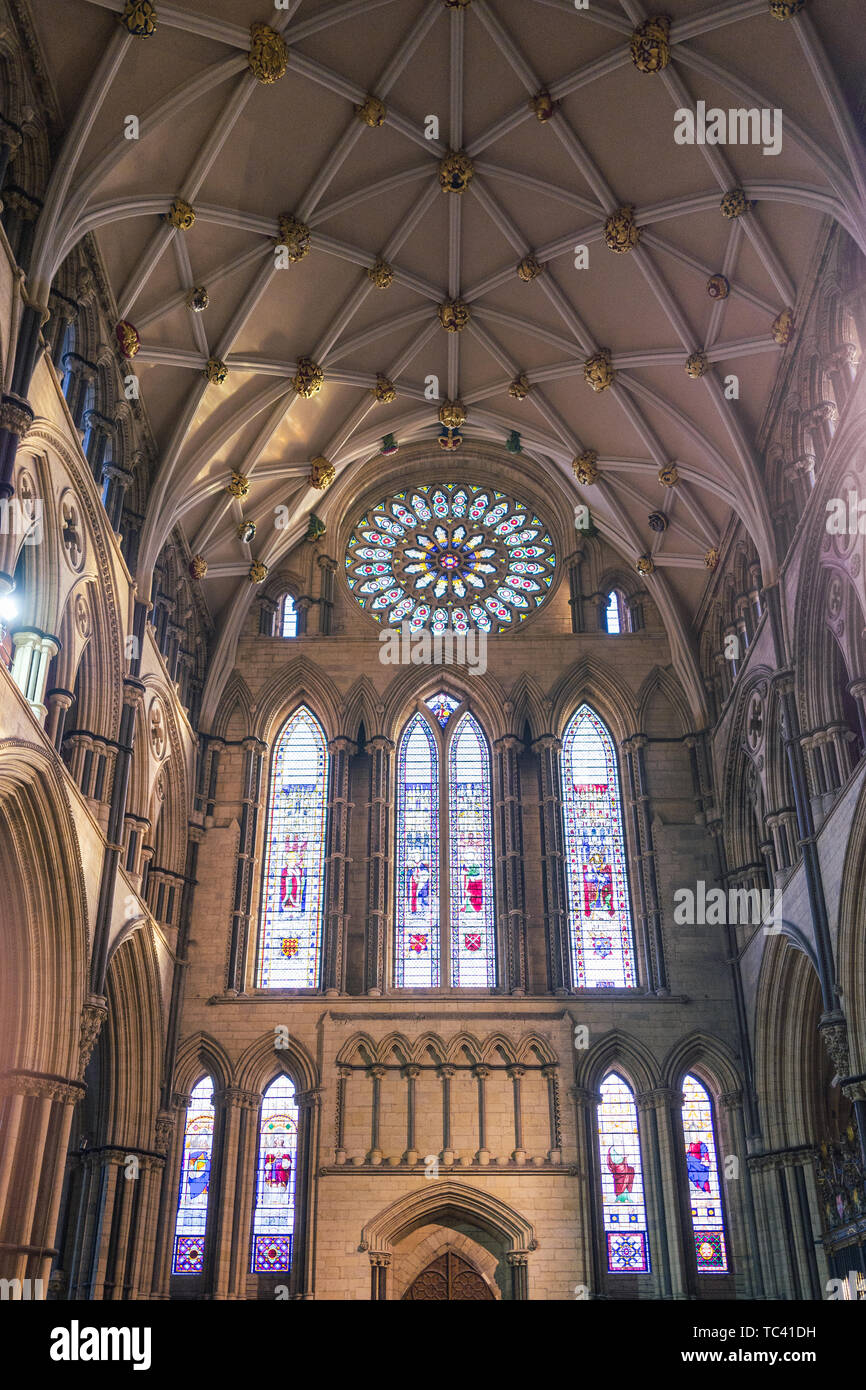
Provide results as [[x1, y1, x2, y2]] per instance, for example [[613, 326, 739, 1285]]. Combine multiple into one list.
[[381, 663, 508, 747], [235, 1032, 318, 1096], [575, 1028, 660, 1096], [252, 658, 343, 745], [211, 670, 253, 742], [661, 1033, 743, 1097], [97, 926, 164, 1149], [392, 1225, 502, 1300], [549, 657, 639, 744], [339, 674, 383, 744], [636, 666, 693, 738], [836, 777, 866, 1075], [754, 935, 830, 1149], [173, 1033, 234, 1098]]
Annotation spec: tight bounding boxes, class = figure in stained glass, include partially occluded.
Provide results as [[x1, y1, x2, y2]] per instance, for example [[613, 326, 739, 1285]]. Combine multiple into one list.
[[598, 1073, 651, 1273], [681, 1074, 729, 1273]]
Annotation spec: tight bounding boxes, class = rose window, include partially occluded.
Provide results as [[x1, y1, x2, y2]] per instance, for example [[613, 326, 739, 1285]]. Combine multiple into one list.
[[345, 483, 556, 633]]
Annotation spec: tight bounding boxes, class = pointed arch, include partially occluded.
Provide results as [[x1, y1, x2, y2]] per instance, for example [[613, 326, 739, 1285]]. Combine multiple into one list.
[[256, 705, 329, 989], [171, 1075, 215, 1276], [680, 1073, 730, 1274], [597, 1071, 651, 1274], [250, 1073, 299, 1275]]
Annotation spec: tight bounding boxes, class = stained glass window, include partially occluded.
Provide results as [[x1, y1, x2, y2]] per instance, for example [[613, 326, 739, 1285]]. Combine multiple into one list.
[[395, 713, 440, 987], [682, 1074, 729, 1273], [561, 704, 636, 989], [256, 707, 328, 988], [598, 1072, 651, 1273], [449, 713, 496, 988], [251, 1076, 299, 1274], [281, 595, 298, 637], [172, 1077, 214, 1275], [395, 700, 495, 987], [345, 483, 556, 634]]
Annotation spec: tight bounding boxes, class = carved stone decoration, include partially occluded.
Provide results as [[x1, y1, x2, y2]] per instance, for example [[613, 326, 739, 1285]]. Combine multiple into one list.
[[149, 697, 167, 759], [248, 560, 269, 584], [292, 356, 324, 397], [380, 433, 398, 455], [820, 1015, 851, 1082], [74, 593, 91, 639], [373, 374, 396, 403], [658, 464, 679, 487], [276, 214, 311, 262], [444, 0, 471, 7], [769, 0, 806, 16], [746, 692, 764, 751], [166, 198, 195, 230], [247, 23, 289, 84], [119, 1, 157, 36], [226, 472, 250, 499], [0, 395, 34, 437], [516, 255, 543, 282], [439, 150, 474, 193], [648, 511, 668, 532], [204, 357, 228, 385], [720, 187, 753, 219], [154, 1111, 175, 1156], [238, 520, 256, 544], [509, 373, 531, 400], [771, 307, 795, 345], [814, 1123, 864, 1232], [531, 89, 557, 121], [704, 546, 720, 569], [583, 348, 615, 392], [707, 273, 730, 300], [603, 204, 641, 254], [572, 449, 599, 485], [438, 398, 466, 430], [78, 996, 107, 1079], [189, 554, 208, 579], [636, 554, 655, 575], [685, 349, 709, 378], [367, 258, 394, 289], [355, 94, 386, 127], [115, 319, 140, 358], [630, 15, 671, 72], [309, 456, 335, 490], [438, 428, 462, 450], [60, 493, 85, 571], [506, 430, 521, 453], [438, 298, 471, 332], [186, 285, 209, 312], [306, 513, 326, 542]]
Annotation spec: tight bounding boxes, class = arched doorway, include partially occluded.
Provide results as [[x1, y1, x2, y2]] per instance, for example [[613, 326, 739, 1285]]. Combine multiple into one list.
[[403, 1250, 494, 1300]]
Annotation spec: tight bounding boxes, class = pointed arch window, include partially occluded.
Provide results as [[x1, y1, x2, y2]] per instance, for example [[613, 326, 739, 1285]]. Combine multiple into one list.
[[597, 1073, 650, 1273], [172, 1077, 214, 1275], [251, 1076, 299, 1274], [605, 589, 631, 634], [280, 594, 298, 638], [561, 704, 636, 989], [681, 1074, 729, 1273], [256, 706, 328, 989], [394, 696, 495, 988]]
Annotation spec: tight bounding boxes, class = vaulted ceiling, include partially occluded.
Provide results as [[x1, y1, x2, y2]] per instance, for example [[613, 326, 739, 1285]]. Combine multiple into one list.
[[24, 0, 866, 677]]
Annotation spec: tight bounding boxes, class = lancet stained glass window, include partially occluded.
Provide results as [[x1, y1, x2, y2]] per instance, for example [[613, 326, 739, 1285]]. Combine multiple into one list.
[[682, 1074, 729, 1273], [561, 704, 636, 988], [598, 1072, 651, 1273], [395, 699, 495, 987], [395, 713, 440, 987], [172, 1076, 214, 1275], [449, 713, 496, 988], [251, 1076, 299, 1274], [256, 707, 328, 988]]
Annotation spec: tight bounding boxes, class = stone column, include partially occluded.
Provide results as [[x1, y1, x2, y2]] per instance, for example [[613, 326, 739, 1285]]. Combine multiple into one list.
[[9, 628, 60, 721], [367, 1067, 385, 1165], [91, 677, 144, 993], [334, 1067, 351, 1164], [227, 737, 265, 994], [208, 1088, 260, 1299], [402, 1066, 420, 1165], [570, 1085, 602, 1295], [228, 1090, 261, 1298], [534, 734, 570, 993], [493, 735, 528, 994], [506, 1250, 529, 1300], [364, 735, 392, 995], [719, 1089, 765, 1298], [150, 1100, 185, 1299], [0, 1075, 82, 1292], [0, 115, 22, 196], [438, 1066, 455, 1165], [623, 734, 666, 992], [125, 1155, 164, 1300], [322, 737, 353, 995], [317, 555, 336, 635], [637, 1086, 686, 1299], [292, 1088, 320, 1298], [370, 1251, 390, 1300], [45, 687, 75, 749], [542, 1064, 561, 1163], [508, 1065, 526, 1164], [565, 540, 586, 633], [473, 1065, 490, 1165]]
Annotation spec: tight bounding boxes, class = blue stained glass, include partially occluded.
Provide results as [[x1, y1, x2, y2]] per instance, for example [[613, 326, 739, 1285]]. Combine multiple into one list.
[[425, 692, 460, 728], [598, 1073, 651, 1273], [682, 1075, 729, 1273], [251, 1076, 298, 1274], [395, 714, 440, 987], [561, 705, 636, 989], [449, 714, 496, 988], [172, 1077, 214, 1275], [256, 707, 328, 989]]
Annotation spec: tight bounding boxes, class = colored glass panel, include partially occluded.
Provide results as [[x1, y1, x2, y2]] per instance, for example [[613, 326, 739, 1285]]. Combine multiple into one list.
[[395, 714, 440, 987], [425, 691, 460, 728], [561, 705, 636, 989], [682, 1074, 729, 1273], [598, 1073, 651, 1273], [449, 713, 496, 988], [172, 1077, 214, 1275], [251, 1076, 298, 1274], [256, 707, 328, 988]]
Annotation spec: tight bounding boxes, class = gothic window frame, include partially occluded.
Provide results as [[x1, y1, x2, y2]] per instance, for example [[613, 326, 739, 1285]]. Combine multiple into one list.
[[679, 1071, 732, 1278], [249, 1072, 301, 1281], [560, 703, 639, 991], [392, 693, 498, 991], [279, 592, 299, 638], [170, 1074, 215, 1280], [254, 703, 330, 992], [605, 588, 631, 634]]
